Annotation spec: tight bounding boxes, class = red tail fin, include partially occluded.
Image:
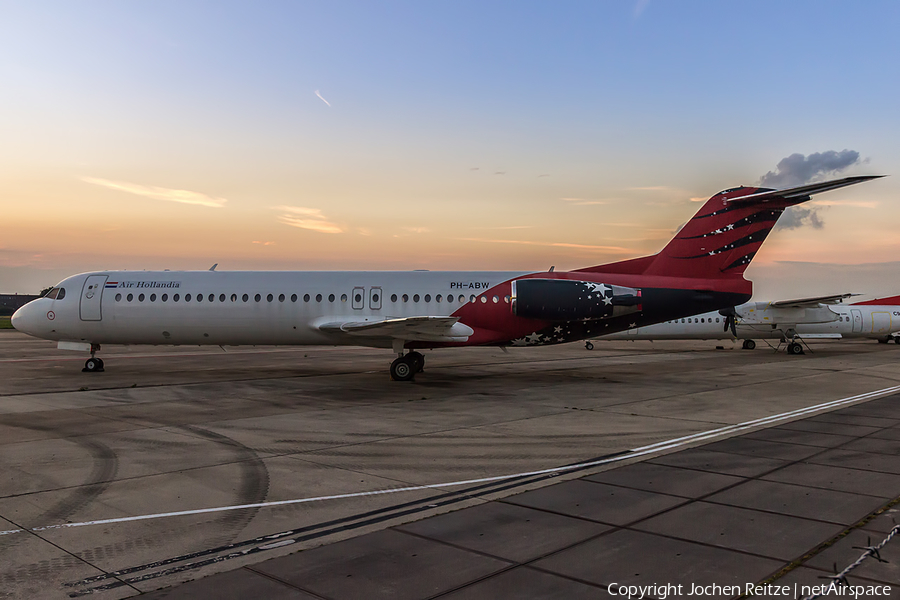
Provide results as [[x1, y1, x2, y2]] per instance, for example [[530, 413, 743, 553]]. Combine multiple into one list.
[[577, 176, 882, 278]]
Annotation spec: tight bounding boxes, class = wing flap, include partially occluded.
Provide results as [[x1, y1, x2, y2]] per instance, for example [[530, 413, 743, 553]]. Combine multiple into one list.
[[768, 293, 859, 308], [318, 316, 474, 342]]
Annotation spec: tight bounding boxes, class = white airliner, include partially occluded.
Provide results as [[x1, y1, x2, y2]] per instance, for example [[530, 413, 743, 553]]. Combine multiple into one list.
[[11, 176, 882, 380], [595, 294, 900, 354]]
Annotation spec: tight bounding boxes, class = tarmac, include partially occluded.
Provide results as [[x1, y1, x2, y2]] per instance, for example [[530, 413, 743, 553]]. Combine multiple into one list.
[[0, 330, 898, 599]]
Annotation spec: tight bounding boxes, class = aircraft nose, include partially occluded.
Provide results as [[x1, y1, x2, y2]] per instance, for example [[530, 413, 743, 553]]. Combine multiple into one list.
[[11, 301, 42, 337]]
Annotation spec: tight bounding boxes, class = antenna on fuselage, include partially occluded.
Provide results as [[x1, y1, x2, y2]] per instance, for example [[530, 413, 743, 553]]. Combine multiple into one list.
[[549, 266, 555, 272]]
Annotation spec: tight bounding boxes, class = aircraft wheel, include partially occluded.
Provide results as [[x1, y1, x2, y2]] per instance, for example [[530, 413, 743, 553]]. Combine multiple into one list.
[[585, 341, 594, 351], [787, 342, 804, 355], [742, 339, 756, 350], [407, 351, 425, 372], [83, 358, 104, 373], [894, 337, 900, 344], [878, 338, 889, 344], [390, 356, 416, 381]]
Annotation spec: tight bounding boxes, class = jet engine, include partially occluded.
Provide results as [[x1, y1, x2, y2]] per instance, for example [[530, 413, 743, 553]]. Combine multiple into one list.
[[511, 279, 641, 321]]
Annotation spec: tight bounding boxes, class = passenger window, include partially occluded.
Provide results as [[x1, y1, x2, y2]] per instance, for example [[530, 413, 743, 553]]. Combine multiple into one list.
[[447, 295, 453, 303], [174, 294, 180, 302], [267, 294, 273, 302], [504, 295, 510, 303], [127, 293, 134, 302], [470, 295, 476, 303], [354, 293, 362, 303], [255, 294, 261, 302], [436, 294, 442, 302], [139, 293, 145, 302], [150, 294, 157, 302], [186, 293, 192, 302], [242, 293, 249, 302], [492, 295, 499, 303], [715, 318, 719, 323], [208, 294, 214, 302], [681, 319, 685, 323], [316, 294, 322, 302], [304, 294, 310, 302], [700, 318, 704, 323], [162, 294, 168, 302], [279, 294, 285, 302], [231, 294, 237, 302], [220, 294, 226, 302], [115, 293, 122, 302], [341, 294, 348, 302], [402, 294, 409, 302], [372, 293, 379, 303], [480, 296, 487, 303], [424, 294, 431, 302], [328, 294, 335, 302], [413, 294, 420, 302], [460, 295, 466, 303], [291, 294, 297, 302], [391, 294, 398, 302]]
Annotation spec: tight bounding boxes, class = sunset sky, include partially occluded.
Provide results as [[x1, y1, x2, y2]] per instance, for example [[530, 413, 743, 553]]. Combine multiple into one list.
[[2, 1, 899, 299]]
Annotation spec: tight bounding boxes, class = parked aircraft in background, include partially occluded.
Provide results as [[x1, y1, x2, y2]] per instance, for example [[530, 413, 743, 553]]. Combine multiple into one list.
[[594, 294, 900, 354], [12, 176, 882, 380]]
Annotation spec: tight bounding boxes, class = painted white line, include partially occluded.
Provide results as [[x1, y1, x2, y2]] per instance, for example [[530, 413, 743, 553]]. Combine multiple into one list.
[[1, 384, 897, 538], [0, 348, 317, 364]]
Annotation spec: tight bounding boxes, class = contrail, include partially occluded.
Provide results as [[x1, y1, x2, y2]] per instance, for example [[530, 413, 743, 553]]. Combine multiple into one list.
[[315, 90, 331, 107]]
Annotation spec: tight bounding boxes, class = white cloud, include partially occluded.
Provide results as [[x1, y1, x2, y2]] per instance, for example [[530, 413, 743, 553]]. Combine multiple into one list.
[[273, 206, 343, 234], [315, 90, 331, 107], [402, 227, 431, 234], [560, 197, 611, 206], [81, 177, 227, 208]]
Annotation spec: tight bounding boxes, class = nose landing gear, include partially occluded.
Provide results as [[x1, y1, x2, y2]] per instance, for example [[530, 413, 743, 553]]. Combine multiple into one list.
[[82, 344, 104, 373]]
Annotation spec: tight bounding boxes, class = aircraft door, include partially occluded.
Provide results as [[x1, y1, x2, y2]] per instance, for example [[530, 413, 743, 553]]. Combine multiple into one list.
[[369, 287, 382, 310], [80, 275, 108, 321], [352, 287, 365, 310], [872, 311, 891, 334], [850, 309, 863, 333]]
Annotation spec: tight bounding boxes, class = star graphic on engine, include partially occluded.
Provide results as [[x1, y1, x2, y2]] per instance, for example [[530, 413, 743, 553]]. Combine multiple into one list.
[[603, 296, 613, 305], [629, 322, 637, 328]]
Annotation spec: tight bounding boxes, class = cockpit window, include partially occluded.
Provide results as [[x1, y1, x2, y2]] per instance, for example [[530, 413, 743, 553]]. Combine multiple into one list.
[[45, 287, 66, 300]]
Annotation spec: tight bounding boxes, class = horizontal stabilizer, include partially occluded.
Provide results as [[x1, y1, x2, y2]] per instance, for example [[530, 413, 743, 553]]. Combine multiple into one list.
[[853, 295, 900, 306], [318, 316, 474, 342], [725, 176, 884, 204], [768, 293, 859, 308]]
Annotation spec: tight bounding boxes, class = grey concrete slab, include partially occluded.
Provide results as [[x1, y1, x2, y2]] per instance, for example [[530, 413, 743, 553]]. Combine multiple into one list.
[[841, 436, 900, 456], [633, 502, 845, 561], [583, 462, 745, 498], [140, 567, 318, 599], [833, 401, 900, 420], [742, 427, 857, 449], [809, 449, 900, 475], [704, 480, 888, 525], [700, 437, 823, 461], [439, 566, 609, 600], [872, 428, 900, 441], [761, 463, 900, 499], [861, 509, 900, 534], [804, 528, 900, 585], [775, 420, 884, 437], [649, 448, 789, 477], [396, 501, 609, 563], [503, 480, 687, 526], [533, 528, 783, 599], [251, 528, 511, 600], [808, 413, 900, 428]]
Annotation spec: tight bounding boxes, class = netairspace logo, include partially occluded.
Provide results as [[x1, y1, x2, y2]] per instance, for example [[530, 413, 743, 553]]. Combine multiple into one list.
[[606, 582, 893, 599]]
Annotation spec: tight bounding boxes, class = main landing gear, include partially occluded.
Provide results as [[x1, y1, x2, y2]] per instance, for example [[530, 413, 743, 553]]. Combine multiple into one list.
[[584, 341, 594, 350], [390, 351, 425, 382], [82, 343, 104, 373], [786, 341, 804, 355], [741, 339, 756, 350]]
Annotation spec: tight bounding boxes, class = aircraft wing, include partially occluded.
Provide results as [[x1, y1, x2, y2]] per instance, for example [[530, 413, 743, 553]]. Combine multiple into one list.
[[725, 175, 884, 204], [317, 316, 475, 342], [768, 293, 860, 308]]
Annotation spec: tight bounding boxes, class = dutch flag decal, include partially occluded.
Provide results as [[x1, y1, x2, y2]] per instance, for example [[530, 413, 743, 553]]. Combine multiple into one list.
[[105, 282, 118, 288]]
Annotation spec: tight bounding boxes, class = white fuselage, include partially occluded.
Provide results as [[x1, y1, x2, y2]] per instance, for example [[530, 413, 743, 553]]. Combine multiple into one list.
[[12, 270, 525, 348], [600, 301, 900, 342]]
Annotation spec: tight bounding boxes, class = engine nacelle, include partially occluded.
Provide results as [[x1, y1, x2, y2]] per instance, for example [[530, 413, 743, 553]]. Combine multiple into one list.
[[511, 279, 641, 321]]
